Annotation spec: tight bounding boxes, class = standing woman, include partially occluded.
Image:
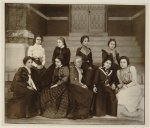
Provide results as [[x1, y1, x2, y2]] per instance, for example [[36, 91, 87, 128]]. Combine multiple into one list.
[[93, 58, 118, 117], [44, 37, 71, 87], [102, 38, 120, 73], [76, 35, 96, 89], [28, 35, 46, 69], [116, 56, 144, 117], [27, 35, 46, 90], [6, 56, 39, 118], [40, 55, 69, 118]]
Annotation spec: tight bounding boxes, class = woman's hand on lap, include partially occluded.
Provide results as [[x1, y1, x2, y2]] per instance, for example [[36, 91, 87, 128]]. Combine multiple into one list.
[[27, 86, 34, 90], [82, 84, 88, 89], [111, 84, 116, 90], [93, 86, 97, 93]]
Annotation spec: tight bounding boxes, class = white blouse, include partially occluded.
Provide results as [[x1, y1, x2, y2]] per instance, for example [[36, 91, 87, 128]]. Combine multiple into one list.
[[27, 44, 46, 66], [24, 66, 37, 91]]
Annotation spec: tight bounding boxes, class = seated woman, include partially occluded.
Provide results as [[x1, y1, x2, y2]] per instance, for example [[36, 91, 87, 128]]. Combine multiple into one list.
[[43, 37, 71, 88], [93, 58, 118, 117], [116, 56, 144, 118], [27, 35, 46, 90], [76, 35, 97, 89], [6, 56, 39, 118], [40, 55, 69, 118], [67, 56, 93, 119], [102, 38, 120, 74]]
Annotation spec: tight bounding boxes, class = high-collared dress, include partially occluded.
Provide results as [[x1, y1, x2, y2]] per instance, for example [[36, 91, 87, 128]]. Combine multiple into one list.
[[94, 67, 118, 116], [40, 66, 69, 118], [76, 47, 97, 89], [42, 47, 71, 88], [116, 66, 143, 113]]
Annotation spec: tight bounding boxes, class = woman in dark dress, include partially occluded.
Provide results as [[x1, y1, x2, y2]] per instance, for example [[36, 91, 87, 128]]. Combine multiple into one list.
[[93, 58, 118, 117], [43, 37, 71, 88], [40, 55, 69, 118], [6, 56, 39, 118], [76, 35, 96, 89], [102, 38, 120, 73], [67, 56, 93, 119]]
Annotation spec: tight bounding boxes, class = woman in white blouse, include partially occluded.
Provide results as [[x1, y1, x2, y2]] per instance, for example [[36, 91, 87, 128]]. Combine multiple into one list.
[[28, 35, 45, 69], [27, 35, 46, 92]]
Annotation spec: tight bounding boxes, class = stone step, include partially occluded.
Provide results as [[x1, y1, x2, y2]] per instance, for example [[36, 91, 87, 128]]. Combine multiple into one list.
[[43, 36, 136, 41], [45, 57, 144, 64], [69, 32, 108, 37], [44, 49, 143, 59], [44, 46, 142, 52], [43, 41, 138, 47]]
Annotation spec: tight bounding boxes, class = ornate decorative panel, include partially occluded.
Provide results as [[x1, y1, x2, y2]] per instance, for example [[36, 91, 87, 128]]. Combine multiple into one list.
[[71, 5, 89, 32], [71, 5, 105, 33], [89, 5, 105, 32]]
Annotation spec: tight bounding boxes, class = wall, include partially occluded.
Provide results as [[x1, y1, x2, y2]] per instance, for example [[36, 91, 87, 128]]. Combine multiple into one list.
[[107, 20, 133, 36], [47, 20, 69, 36], [45, 5, 69, 36], [132, 13, 145, 55], [26, 9, 47, 36], [107, 5, 145, 36]]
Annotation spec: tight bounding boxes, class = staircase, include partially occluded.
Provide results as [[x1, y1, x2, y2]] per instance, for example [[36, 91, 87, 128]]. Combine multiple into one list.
[[43, 36, 145, 84]]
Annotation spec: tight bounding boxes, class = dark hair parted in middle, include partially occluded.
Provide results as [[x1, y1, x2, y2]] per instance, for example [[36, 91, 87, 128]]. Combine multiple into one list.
[[57, 37, 67, 48], [119, 56, 130, 66], [108, 38, 117, 48], [80, 35, 90, 44], [23, 56, 33, 65], [102, 57, 113, 67], [55, 55, 66, 66], [33, 35, 43, 44]]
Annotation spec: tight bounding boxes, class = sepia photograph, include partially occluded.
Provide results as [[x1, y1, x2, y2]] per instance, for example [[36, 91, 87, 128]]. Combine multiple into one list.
[[2, 0, 148, 126]]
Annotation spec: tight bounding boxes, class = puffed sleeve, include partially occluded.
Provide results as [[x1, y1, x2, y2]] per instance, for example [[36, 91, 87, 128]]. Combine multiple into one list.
[[115, 49, 120, 63], [11, 68, 29, 91], [102, 49, 108, 62], [42, 48, 46, 66], [117, 70, 124, 84], [15, 68, 29, 82], [57, 67, 69, 86], [66, 48, 71, 66], [27, 46, 33, 57], [76, 48, 81, 56], [89, 48, 93, 65], [127, 66, 137, 86]]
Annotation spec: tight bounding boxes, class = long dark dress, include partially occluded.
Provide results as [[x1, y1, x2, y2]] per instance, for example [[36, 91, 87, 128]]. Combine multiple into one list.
[[40, 66, 69, 118], [6, 67, 39, 118], [67, 65, 93, 119], [43, 47, 71, 87], [76, 47, 96, 89], [94, 67, 118, 116]]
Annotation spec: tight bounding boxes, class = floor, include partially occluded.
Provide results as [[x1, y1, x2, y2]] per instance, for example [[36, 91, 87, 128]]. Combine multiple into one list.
[[4, 82, 145, 125], [5, 115, 144, 125]]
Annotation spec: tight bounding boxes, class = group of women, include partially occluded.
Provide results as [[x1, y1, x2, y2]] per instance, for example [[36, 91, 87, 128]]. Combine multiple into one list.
[[6, 35, 144, 119]]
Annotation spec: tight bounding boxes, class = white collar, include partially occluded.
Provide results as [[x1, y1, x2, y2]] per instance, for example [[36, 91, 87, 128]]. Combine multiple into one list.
[[24, 66, 31, 74], [34, 44, 42, 48], [99, 67, 112, 76]]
